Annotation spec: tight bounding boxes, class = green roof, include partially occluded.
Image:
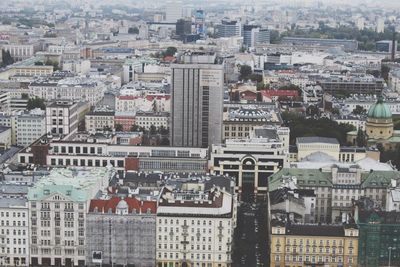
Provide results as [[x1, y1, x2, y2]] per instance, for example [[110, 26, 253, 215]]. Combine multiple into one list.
[[269, 168, 400, 191], [268, 168, 332, 192], [28, 167, 114, 202], [367, 97, 392, 119]]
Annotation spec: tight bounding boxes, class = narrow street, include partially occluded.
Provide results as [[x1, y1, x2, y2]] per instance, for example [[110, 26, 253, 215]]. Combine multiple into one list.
[[233, 194, 269, 267]]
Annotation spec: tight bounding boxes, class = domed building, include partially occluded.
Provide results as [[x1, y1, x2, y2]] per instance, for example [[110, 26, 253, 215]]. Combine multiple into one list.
[[365, 97, 394, 140]]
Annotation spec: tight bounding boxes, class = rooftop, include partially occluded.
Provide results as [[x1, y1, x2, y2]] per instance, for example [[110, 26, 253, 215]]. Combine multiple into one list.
[[297, 136, 339, 145]]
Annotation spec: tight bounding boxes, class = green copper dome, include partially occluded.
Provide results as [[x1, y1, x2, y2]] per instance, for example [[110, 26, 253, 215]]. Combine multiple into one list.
[[367, 97, 392, 119]]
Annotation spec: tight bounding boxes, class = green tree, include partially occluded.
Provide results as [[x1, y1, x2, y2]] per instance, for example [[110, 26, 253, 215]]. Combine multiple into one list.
[[27, 97, 46, 110], [381, 64, 390, 82], [356, 129, 366, 147], [130, 124, 140, 132], [21, 93, 29, 99], [149, 125, 157, 135], [239, 65, 252, 80], [34, 61, 44, 66], [44, 60, 60, 71], [115, 124, 123, 131], [164, 47, 177, 57], [128, 27, 139, 34], [353, 105, 367, 115], [1, 50, 14, 67]]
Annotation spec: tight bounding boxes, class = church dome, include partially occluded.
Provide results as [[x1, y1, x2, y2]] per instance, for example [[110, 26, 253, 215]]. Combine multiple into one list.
[[367, 97, 392, 119]]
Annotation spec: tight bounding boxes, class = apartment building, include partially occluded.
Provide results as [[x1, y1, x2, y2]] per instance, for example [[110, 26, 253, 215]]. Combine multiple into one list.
[[85, 111, 115, 132], [270, 222, 359, 267], [2, 44, 35, 61], [135, 111, 169, 130], [0, 183, 30, 267], [269, 161, 400, 223], [28, 167, 115, 267], [156, 176, 237, 267], [29, 77, 106, 105], [86, 197, 157, 267], [46, 101, 89, 136]]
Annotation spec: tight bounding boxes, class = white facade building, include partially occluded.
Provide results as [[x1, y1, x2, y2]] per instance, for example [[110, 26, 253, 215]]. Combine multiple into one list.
[[27, 167, 115, 267], [0, 183, 29, 267], [156, 176, 237, 267]]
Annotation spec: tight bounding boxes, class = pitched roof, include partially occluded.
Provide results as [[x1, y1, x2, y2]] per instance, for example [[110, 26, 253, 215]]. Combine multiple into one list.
[[88, 196, 157, 214]]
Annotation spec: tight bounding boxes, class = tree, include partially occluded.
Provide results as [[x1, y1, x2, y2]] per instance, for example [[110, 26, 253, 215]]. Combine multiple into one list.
[[34, 61, 44, 66], [353, 105, 367, 115], [160, 137, 170, 146], [164, 47, 177, 57], [306, 105, 320, 117], [381, 64, 390, 82], [1, 50, 14, 67], [130, 124, 140, 132], [149, 125, 157, 135], [239, 65, 252, 80], [159, 126, 169, 135], [152, 100, 158, 113], [21, 93, 29, 99], [115, 124, 123, 132], [356, 129, 366, 147], [45, 60, 60, 71], [128, 27, 139, 34], [27, 97, 45, 110]]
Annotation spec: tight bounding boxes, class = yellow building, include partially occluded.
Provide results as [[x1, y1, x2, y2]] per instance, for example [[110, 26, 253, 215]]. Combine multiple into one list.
[[270, 221, 358, 267]]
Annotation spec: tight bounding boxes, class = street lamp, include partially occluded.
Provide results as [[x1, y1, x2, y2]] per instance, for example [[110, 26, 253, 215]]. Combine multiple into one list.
[[388, 247, 396, 267]]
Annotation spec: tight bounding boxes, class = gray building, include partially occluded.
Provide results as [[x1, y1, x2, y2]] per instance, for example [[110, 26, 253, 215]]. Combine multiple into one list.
[[86, 197, 157, 267], [171, 52, 224, 148], [282, 37, 358, 51], [243, 25, 270, 48], [216, 20, 241, 38]]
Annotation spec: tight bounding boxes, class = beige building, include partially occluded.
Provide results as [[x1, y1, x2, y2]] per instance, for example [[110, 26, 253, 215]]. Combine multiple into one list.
[[85, 111, 115, 132], [0, 126, 12, 150], [270, 222, 359, 267]]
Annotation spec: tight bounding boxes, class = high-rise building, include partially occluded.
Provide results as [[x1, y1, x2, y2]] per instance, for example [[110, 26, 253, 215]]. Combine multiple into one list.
[[165, 1, 182, 23], [216, 20, 242, 38], [243, 25, 259, 47], [195, 10, 205, 36], [176, 19, 192, 37], [171, 52, 224, 148], [376, 18, 385, 33]]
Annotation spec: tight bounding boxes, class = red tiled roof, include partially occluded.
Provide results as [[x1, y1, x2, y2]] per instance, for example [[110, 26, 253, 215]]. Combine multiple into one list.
[[89, 196, 157, 214], [145, 95, 171, 101], [261, 89, 299, 98]]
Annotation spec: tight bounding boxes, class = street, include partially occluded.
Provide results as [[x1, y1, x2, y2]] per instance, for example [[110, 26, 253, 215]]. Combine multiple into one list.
[[233, 195, 269, 267]]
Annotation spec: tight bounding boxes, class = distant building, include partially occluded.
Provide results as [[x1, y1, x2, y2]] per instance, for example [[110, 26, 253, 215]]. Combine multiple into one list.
[[165, 1, 183, 23], [318, 77, 384, 96], [135, 111, 169, 130], [195, 10, 205, 36], [0, 125, 11, 150], [171, 52, 224, 148], [216, 20, 242, 38], [282, 37, 358, 52], [86, 197, 157, 267], [270, 222, 359, 267], [46, 100, 89, 137], [376, 40, 397, 53], [85, 111, 115, 132], [242, 25, 270, 48], [176, 19, 192, 37], [2, 44, 34, 61]]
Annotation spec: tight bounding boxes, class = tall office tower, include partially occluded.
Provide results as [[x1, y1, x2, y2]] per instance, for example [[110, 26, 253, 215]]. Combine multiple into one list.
[[216, 20, 242, 38], [171, 52, 224, 148], [165, 1, 183, 23], [243, 25, 259, 47], [243, 25, 270, 48]]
